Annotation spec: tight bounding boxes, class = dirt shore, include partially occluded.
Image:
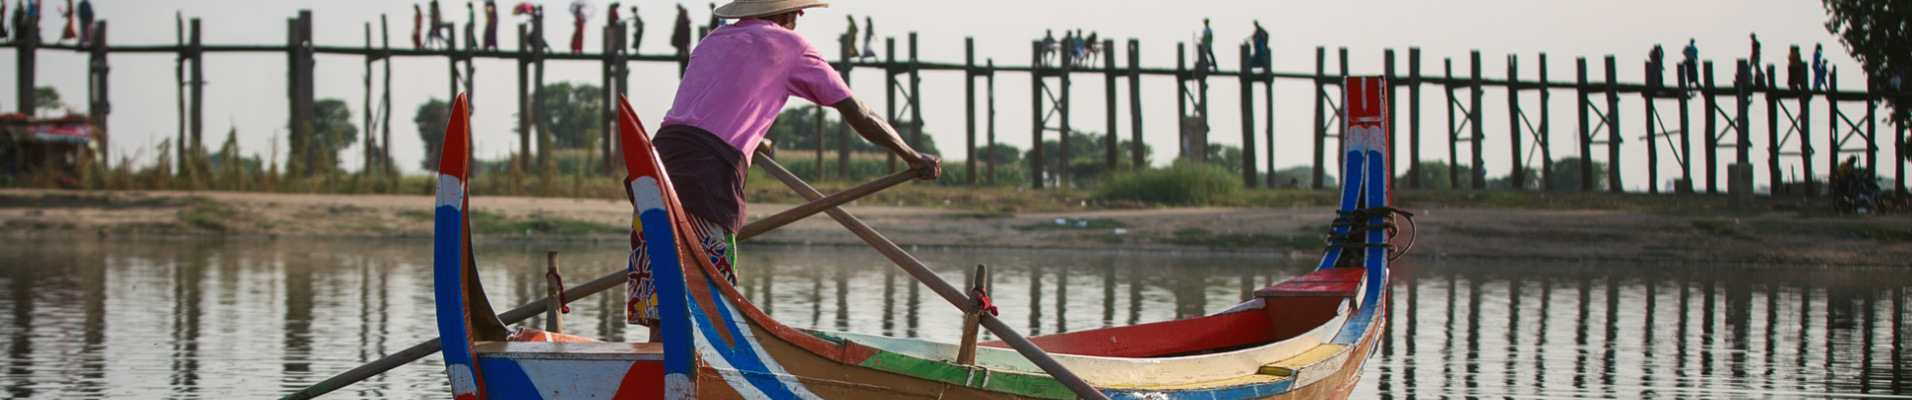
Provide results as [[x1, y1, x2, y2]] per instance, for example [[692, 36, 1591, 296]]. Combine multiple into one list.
[[3, 188, 1909, 266]]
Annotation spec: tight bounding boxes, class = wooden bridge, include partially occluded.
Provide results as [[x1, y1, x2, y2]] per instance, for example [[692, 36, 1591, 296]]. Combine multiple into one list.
[[3, 9, 1906, 196]]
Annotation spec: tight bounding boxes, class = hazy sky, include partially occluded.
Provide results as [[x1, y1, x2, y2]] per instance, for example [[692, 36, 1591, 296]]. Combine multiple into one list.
[[0, 0, 1881, 191]]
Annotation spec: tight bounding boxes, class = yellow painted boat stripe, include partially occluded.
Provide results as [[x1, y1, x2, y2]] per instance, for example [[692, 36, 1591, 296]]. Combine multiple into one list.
[[1257, 344, 1347, 376], [1099, 373, 1287, 390]]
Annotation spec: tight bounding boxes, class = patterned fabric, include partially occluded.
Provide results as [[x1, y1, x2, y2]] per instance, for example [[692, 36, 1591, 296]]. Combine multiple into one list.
[[628, 214, 737, 326]]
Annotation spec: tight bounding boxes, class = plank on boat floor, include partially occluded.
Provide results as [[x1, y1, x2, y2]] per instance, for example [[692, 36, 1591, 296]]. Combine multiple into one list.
[[1096, 372, 1290, 390]]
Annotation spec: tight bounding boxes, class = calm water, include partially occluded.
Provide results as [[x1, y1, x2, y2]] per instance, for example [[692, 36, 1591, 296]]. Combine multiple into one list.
[[0, 238, 1906, 399]]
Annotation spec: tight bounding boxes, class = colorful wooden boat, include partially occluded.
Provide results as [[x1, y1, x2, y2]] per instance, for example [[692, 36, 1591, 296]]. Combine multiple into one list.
[[432, 77, 1406, 399]]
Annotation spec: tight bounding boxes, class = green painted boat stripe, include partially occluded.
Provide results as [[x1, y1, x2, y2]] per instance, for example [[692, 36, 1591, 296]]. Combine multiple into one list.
[[857, 350, 1075, 399]]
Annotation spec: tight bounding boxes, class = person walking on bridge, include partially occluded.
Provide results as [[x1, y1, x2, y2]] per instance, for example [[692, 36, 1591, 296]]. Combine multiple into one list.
[[1198, 18, 1216, 72], [484, 0, 498, 50], [1812, 43, 1827, 91], [861, 15, 874, 59], [1681, 39, 1699, 87], [670, 3, 690, 58], [629, 0, 941, 335], [1749, 33, 1763, 87]]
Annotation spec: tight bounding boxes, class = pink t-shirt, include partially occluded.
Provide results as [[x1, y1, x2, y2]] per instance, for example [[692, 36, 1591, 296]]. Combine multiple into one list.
[[660, 19, 852, 160]]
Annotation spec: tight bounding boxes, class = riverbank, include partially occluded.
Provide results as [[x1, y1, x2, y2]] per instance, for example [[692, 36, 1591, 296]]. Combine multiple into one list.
[[3, 188, 1909, 266]]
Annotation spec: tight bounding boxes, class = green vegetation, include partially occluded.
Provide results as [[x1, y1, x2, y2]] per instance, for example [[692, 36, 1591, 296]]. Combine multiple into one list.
[[1822, 0, 1909, 126], [1095, 161, 1242, 206], [177, 196, 233, 231]]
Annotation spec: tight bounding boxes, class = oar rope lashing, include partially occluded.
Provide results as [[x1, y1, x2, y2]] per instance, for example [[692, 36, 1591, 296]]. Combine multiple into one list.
[[1325, 206, 1418, 261]]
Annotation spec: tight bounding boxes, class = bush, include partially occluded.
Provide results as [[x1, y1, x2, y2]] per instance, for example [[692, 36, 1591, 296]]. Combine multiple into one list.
[[1094, 161, 1243, 206]]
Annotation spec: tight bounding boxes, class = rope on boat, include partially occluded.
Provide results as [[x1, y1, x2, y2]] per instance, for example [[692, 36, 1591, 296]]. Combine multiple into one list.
[[1326, 206, 1418, 261], [546, 269, 571, 314]]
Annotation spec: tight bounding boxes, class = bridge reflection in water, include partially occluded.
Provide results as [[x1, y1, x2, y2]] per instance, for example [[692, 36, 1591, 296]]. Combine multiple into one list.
[[0, 239, 1907, 398], [1372, 260, 1912, 398]]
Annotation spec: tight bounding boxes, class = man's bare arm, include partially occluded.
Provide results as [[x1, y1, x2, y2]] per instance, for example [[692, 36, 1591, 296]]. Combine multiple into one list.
[[830, 96, 941, 179]]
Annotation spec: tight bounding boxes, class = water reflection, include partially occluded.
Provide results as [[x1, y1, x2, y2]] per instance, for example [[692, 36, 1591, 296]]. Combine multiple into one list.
[[1366, 260, 1912, 398], [3, 239, 1910, 398]]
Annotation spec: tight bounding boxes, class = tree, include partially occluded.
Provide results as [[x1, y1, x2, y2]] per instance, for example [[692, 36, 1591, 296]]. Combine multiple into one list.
[[310, 99, 359, 173], [537, 82, 604, 150], [978, 143, 1022, 166], [1025, 130, 1152, 187], [1822, 0, 1908, 127], [33, 86, 63, 115], [415, 98, 451, 171], [1548, 157, 1608, 191]]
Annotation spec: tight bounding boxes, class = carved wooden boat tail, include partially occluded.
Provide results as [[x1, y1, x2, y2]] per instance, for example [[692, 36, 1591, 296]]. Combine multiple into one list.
[[433, 77, 1400, 399]]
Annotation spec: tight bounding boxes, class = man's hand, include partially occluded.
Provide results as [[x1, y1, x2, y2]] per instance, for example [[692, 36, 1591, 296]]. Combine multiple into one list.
[[908, 153, 941, 180]]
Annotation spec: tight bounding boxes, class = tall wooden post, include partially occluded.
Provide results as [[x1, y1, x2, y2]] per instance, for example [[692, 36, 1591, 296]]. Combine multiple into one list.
[[1577, 57, 1593, 191], [383, 15, 394, 176], [517, 24, 531, 172], [1177, 42, 1189, 161], [1105, 39, 1119, 174], [1646, 62, 1660, 194], [1736, 61, 1750, 173], [176, 13, 186, 172], [986, 59, 997, 185], [15, 8, 37, 116], [190, 18, 205, 159], [287, 12, 316, 175], [814, 105, 825, 180], [836, 33, 853, 180], [1445, 58, 1458, 189], [1311, 46, 1326, 188], [1127, 40, 1143, 171], [1058, 36, 1072, 188], [886, 37, 899, 173], [1469, 50, 1484, 189], [1237, 44, 1256, 187], [1385, 49, 1397, 189], [1768, 66, 1782, 193], [1605, 55, 1621, 193], [1678, 60, 1692, 193], [1800, 78, 1815, 196], [1508, 54, 1523, 189], [1539, 53, 1552, 191], [965, 38, 977, 186], [88, 21, 110, 170], [601, 23, 617, 175], [534, 18, 550, 173], [1409, 48, 1422, 189], [1031, 41, 1045, 188], [365, 22, 377, 175], [908, 33, 923, 178]]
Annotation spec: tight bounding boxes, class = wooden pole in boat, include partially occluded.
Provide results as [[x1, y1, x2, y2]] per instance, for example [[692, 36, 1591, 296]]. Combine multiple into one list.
[[545, 252, 562, 333], [753, 155, 1111, 400], [280, 163, 926, 400], [956, 264, 988, 366]]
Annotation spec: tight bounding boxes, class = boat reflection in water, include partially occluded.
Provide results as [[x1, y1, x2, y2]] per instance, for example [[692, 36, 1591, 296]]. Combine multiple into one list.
[[0, 240, 1908, 398]]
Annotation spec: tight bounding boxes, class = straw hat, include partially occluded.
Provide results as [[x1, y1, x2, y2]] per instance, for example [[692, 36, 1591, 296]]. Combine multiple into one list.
[[713, 0, 828, 18]]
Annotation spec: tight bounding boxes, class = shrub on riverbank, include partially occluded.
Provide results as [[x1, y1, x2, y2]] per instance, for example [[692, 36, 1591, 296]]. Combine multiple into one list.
[[1094, 161, 1244, 206]]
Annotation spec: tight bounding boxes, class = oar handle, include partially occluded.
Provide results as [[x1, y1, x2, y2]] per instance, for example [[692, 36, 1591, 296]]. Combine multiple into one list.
[[754, 155, 1110, 400], [736, 166, 925, 240]]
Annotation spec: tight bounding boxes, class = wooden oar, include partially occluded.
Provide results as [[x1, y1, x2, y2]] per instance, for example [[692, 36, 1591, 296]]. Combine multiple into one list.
[[753, 155, 1111, 400], [280, 167, 924, 400]]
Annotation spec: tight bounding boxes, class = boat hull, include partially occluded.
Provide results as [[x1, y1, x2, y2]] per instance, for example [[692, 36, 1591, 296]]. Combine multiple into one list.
[[435, 77, 1397, 398]]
